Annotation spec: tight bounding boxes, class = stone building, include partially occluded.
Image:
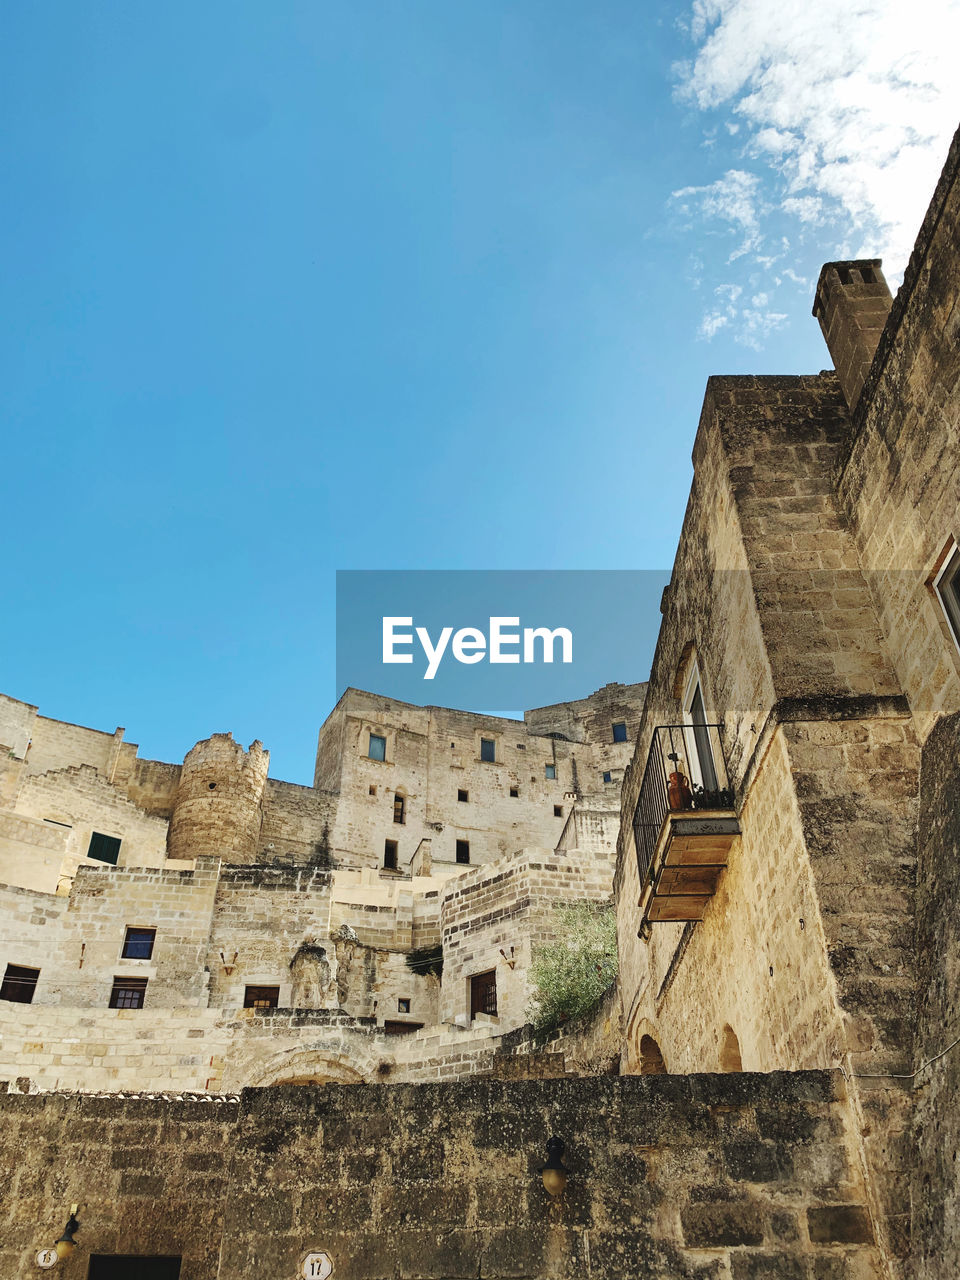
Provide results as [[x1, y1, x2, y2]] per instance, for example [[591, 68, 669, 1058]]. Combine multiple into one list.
[[0, 681, 641, 1094], [1, 124, 959, 1280]]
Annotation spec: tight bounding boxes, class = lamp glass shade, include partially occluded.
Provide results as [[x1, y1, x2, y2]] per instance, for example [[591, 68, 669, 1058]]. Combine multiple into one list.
[[541, 1166, 568, 1197], [55, 1239, 75, 1259]]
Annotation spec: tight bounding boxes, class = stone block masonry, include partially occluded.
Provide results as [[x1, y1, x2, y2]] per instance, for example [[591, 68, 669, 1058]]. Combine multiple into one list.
[[0, 1071, 882, 1279]]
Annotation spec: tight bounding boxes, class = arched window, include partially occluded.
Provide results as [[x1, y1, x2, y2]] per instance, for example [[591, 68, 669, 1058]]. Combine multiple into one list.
[[638, 1034, 667, 1075], [720, 1024, 742, 1072], [393, 793, 405, 824]]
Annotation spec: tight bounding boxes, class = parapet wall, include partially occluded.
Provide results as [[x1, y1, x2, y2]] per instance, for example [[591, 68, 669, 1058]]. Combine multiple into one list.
[[0, 1072, 882, 1279]]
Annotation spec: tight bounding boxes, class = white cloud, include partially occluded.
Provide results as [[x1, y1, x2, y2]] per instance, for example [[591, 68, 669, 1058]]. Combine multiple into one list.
[[671, 169, 765, 260], [673, 0, 960, 344]]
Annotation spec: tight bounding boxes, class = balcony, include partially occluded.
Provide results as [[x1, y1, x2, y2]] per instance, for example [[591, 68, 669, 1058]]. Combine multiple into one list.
[[632, 723, 739, 926]]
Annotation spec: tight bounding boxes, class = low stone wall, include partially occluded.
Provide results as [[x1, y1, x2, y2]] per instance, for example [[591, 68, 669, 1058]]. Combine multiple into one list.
[[0, 1070, 882, 1279], [0, 1002, 522, 1092]]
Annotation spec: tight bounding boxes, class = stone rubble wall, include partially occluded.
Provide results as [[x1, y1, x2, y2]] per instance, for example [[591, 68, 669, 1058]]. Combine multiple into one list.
[[0, 1071, 884, 1279]]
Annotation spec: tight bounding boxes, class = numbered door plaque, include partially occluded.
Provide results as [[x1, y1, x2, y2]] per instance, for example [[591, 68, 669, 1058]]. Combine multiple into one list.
[[35, 1250, 58, 1270], [301, 1252, 333, 1280]]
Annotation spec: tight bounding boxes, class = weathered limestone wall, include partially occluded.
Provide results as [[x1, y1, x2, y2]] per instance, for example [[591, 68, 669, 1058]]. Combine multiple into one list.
[[257, 777, 337, 861], [0, 1072, 883, 1279], [12, 763, 170, 876], [205, 863, 335, 1009], [440, 848, 614, 1032], [0, 810, 69, 893], [40, 860, 220, 1008], [0, 882, 68, 991], [837, 124, 960, 743], [914, 710, 960, 1279], [621, 728, 845, 1078]]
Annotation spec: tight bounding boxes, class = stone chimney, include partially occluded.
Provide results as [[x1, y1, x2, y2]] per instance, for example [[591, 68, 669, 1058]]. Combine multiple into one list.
[[812, 259, 892, 413]]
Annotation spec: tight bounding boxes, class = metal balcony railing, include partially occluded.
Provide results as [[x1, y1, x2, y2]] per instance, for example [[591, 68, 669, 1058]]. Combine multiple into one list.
[[632, 723, 735, 892]]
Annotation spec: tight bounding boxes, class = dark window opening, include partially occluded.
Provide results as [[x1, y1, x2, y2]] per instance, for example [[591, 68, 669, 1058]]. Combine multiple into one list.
[[603, 771, 612, 783], [612, 722, 628, 743], [545, 763, 556, 779], [554, 805, 563, 818], [369, 784, 377, 795], [384, 839, 398, 870], [1, 963, 40, 1004], [121, 927, 156, 960], [688, 683, 719, 793], [88, 832, 121, 865], [398, 997, 411, 1013], [244, 985, 280, 1010], [456, 840, 470, 864], [457, 789, 469, 802], [109, 977, 148, 1009], [480, 737, 496, 763], [509, 786, 519, 798], [470, 969, 497, 1020], [368, 733, 386, 761], [393, 793, 405, 824]]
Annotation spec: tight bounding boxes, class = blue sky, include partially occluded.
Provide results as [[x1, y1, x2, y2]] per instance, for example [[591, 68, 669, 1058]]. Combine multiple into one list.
[[2, 1, 958, 782]]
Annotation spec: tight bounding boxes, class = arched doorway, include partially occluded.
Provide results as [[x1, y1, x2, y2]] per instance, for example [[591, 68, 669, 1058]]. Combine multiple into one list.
[[638, 1034, 667, 1075], [720, 1024, 742, 1072]]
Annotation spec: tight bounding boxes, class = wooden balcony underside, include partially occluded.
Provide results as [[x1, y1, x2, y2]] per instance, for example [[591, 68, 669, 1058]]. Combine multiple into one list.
[[641, 811, 740, 923]]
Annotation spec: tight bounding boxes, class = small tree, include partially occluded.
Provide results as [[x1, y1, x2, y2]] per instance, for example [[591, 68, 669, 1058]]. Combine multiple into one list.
[[527, 902, 618, 1034]]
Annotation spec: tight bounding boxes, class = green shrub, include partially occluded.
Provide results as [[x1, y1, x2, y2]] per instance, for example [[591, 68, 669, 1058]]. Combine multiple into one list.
[[527, 901, 618, 1034]]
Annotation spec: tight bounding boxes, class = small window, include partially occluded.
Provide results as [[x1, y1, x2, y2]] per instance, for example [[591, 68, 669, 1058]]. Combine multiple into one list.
[[88, 832, 121, 864], [398, 997, 411, 1013], [554, 805, 563, 818], [612, 722, 628, 743], [0, 963, 40, 1004], [384, 839, 398, 871], [456, 840, 470, 864], [393, 793, 405, 824], [934, 542, 960, 651], [457, 789, 469, 802], [369, 784, 377, 796], [545, 763, 556, 780], [121, 927, 156, 960], [109, 977, 148, 1009], [244, 985, 280, 1010], [470, 969, 497, 1020], [480, 738, 496, 763], [603, 771, 612, 783], [368, 733, 386, 761], [509, 786, 519, 798]]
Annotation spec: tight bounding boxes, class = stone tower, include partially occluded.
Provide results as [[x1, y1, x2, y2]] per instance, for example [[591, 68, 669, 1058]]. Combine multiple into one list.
[[167, 733, 269, 862]]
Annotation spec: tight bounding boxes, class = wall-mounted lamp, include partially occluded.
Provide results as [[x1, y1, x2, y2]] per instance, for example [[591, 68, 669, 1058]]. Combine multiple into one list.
[[539, 1137, 569, 1197], [220, 951, 238, 975], [55, 1205, 80, 1259], [498, 947, 516, 969]]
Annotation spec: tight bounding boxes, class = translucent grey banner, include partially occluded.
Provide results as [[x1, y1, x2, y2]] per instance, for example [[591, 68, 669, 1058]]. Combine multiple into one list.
[[335, 570, 671, 711]]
